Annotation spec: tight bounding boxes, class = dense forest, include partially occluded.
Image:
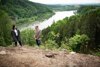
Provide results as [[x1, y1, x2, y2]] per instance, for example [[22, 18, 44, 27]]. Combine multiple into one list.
[[0, 0, 54, 25], [42, 6, 100, 54]]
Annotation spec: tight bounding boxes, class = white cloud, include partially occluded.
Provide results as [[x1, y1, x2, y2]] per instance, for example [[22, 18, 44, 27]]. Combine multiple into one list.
[[29, 0, 100, 4]]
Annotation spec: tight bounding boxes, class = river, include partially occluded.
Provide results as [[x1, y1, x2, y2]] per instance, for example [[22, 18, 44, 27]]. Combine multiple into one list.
[[21, 11, 75, 31]]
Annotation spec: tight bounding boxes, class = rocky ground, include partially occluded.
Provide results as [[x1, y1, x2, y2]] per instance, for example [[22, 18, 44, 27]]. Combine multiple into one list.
[[0, 46, 100, 67]]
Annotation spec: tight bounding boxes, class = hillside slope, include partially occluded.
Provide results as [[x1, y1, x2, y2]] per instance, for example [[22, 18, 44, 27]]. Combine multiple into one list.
[[0, 0, 54, 25], [0, 46, 100, 67]]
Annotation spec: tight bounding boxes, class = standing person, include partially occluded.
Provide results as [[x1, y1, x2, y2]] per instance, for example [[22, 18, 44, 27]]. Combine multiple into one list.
[[11, 25, 22, 47], [34, 26, 41, 46]]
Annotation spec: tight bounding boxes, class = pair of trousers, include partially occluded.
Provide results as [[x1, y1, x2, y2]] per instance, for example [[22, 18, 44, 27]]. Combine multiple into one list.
[[36, 39, 41, 46], [14, 36, 22, 46]]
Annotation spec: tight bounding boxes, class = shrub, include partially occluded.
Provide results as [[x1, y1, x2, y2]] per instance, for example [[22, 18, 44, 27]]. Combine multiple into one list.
[[21, 29, 35, 46], [60, 41, 72, 52], [43, 40, 59, 50], [68, 34, 90, 52]]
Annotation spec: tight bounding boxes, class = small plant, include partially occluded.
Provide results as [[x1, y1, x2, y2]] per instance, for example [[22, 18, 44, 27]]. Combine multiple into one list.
[[93, 52, 100, 56], [60, 41, 72, 52], [44, 40, 59, 50]]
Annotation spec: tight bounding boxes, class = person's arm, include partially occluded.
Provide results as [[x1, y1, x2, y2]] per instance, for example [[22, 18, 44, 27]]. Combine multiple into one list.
[[18, 30, 20, 36], [34, 30, 36, 39], [11, 30, 15, 40]]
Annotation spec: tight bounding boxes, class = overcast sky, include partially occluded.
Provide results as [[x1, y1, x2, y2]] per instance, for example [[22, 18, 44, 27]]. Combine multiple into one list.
[[29, 0, 100, 4]]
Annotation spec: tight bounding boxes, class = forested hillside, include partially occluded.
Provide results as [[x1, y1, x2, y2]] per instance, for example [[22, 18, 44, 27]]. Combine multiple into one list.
[[0, 0, 54, 25], [42, 5, 100, 54]]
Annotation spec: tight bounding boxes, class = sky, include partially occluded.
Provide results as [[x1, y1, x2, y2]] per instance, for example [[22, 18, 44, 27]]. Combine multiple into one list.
[[29, 0, 100, 5]]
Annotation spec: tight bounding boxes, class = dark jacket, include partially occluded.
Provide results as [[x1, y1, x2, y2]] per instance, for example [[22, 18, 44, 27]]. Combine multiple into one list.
[[11, 29, 21, 42]]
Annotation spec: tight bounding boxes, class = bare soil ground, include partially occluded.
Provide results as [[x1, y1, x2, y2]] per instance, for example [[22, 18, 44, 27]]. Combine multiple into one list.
[[0, 46, 100, 67]]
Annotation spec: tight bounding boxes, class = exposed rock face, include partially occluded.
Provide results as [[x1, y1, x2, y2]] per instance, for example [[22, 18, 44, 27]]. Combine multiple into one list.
[[0, 46, 100, 67]]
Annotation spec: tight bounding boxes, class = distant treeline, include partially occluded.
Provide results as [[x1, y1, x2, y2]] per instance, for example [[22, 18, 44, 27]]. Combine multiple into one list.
[[47, 5, 80, 11], [47, 4, 100, 11]]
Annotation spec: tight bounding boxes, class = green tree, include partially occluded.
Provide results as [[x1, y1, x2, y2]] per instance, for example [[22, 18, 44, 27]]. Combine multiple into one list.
[[0, 10, 12, 46]]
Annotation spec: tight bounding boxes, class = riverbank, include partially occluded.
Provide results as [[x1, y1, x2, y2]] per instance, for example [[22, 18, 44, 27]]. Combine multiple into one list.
[[18, 12, 54, 29], [20, 11, 75, 31]]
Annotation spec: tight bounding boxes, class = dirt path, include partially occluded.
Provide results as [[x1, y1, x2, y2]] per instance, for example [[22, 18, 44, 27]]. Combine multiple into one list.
[[0, 46, 100, 67]]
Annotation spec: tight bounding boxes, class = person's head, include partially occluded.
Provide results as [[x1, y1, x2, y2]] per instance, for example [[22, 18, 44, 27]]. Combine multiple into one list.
[[35, 26, 39, 30], [12, 25, 17, 30]]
